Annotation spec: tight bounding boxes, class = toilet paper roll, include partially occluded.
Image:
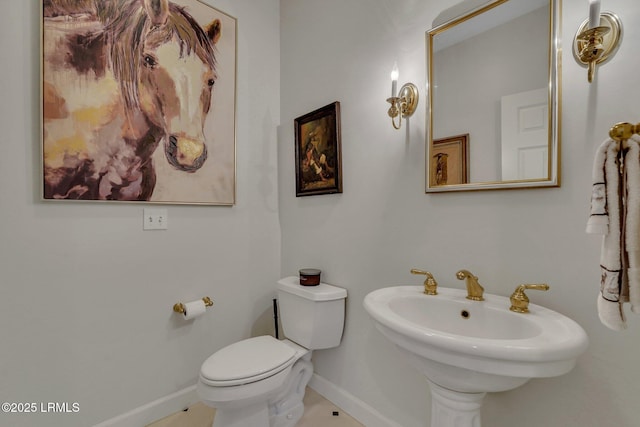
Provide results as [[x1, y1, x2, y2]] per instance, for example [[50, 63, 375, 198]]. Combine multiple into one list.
[[183, 299, 207, 320]]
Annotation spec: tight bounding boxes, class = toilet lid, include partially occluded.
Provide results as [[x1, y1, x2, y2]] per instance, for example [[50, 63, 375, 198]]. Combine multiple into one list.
[[200, 336, 297, 386]]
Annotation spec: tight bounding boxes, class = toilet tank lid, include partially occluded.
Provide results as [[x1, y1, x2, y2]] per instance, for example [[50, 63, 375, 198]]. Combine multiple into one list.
[[277, 276, 347, 301]]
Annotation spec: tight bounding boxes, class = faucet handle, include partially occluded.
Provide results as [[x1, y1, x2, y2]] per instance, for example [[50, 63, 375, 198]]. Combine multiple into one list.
[[410, 269, 438, 295], [509, 284, 549, 313]]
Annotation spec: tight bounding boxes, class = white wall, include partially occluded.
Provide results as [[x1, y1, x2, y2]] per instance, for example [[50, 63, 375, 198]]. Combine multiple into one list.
[[279, 0, 640, 426], [0, 1, 280, 426]]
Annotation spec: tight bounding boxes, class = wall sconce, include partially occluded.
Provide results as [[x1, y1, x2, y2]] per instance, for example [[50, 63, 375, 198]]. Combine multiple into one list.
[[573, 0, 622, 83], [386, 63, 418, 130]]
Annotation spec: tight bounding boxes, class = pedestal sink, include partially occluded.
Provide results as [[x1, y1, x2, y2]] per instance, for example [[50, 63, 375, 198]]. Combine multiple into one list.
[[363, 286, 588, 427]]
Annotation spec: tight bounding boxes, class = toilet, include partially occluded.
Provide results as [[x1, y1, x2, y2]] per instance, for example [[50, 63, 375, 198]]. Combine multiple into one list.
[[197, 276, 347, 427]]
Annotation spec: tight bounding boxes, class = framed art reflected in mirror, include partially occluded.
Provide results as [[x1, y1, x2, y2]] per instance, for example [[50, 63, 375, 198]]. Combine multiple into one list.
[[430, 134, 469, 187]]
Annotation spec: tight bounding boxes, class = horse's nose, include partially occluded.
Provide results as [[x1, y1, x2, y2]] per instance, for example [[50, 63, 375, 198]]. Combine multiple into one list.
[[166, 135, 207, 172]]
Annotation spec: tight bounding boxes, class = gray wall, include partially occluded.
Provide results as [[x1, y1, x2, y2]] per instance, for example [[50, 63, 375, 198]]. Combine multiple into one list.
[[279, 0, 640, 426], [4, 0, 640, 426], [0, 1, 280, 426]]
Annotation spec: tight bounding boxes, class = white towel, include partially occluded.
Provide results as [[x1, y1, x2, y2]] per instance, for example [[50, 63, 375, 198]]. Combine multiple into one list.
[[587, 138, 626, 330], [586, 140, 611, 234], [597, 293, 626, 330], [625, 136, 640, 313]]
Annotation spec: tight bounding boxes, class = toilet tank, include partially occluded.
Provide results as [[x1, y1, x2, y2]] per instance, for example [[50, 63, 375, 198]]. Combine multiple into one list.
[[277, 276, 347, 350]]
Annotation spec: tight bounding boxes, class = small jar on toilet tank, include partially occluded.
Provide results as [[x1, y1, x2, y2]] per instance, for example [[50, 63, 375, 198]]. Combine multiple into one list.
[[299, 269, 321, 286]]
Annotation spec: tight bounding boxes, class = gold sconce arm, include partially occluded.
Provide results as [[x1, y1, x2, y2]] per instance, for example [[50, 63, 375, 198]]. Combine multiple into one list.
[[387, 83, 419, 130], [573, 12, 622, 83]]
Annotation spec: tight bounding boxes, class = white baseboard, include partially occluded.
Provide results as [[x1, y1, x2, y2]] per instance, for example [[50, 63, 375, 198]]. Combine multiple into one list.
[[308, 374, 402, 427], [92, 384, 198, 427], [93, 375, 399, 427]]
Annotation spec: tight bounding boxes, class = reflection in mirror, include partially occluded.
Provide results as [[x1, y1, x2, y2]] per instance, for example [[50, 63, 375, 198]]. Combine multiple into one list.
[[426, 0, 560, 192]]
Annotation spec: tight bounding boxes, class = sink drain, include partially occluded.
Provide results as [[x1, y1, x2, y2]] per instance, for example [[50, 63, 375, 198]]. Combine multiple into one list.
[[460, 310, 470, 319]]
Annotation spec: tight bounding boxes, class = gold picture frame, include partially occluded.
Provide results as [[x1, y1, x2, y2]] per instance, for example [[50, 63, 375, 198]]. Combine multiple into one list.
[[429, 134, 469, 186]]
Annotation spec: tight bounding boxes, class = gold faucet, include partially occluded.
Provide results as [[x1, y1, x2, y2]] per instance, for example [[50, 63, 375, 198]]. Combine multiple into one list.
[[509, 284, 549, 313], [455, 269, 484, 301], [410, 269, 438, 295]]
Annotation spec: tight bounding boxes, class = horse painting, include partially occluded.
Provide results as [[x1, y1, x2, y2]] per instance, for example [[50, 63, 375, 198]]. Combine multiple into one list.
[[42, 0, 236, 203]]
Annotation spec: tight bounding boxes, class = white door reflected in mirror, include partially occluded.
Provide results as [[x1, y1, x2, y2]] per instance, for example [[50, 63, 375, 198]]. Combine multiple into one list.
[[501, 88, 548, 181]]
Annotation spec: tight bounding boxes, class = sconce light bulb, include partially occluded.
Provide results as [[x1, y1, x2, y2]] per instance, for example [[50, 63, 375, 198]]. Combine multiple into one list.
[[391, 62, 399, 97], [588, 0, 600, 29], [390, 62, 399, 82]]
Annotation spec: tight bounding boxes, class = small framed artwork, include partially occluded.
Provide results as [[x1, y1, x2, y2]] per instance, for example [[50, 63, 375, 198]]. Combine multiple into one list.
[[41, 0, 237, 205], [294, 102, 343, 196], [429, 134, 469, 186]]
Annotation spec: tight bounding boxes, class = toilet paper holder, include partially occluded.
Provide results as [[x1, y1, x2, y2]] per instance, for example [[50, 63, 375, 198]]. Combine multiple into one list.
[[173, 297, 214, 314]]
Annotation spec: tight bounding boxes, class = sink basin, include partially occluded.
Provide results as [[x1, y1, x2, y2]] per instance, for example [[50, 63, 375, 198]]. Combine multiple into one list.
[[364, 286, 588, 426]]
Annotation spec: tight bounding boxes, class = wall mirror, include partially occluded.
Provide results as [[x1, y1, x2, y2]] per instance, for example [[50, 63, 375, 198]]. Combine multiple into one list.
[[426, 0, 560, 192]]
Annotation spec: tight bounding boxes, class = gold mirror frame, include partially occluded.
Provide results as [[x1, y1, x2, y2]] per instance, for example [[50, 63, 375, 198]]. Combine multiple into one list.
[[426, 0, 561, 192]]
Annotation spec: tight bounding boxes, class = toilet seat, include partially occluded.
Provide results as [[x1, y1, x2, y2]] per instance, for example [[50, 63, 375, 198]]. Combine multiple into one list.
[[200, 336, 297, 387]]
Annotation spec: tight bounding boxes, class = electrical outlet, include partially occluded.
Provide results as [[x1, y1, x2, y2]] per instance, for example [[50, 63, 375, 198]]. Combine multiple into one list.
[[143, 208, 168, 230]]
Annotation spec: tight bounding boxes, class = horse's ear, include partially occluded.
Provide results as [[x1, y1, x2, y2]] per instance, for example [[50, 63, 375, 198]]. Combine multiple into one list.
[[142, 0, 169, 26], [205, 19, 222, 45]]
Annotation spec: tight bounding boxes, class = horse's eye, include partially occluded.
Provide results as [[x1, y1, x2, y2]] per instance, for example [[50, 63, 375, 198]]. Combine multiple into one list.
[[207, 78, 215, 87], [143, 54, 157, 68]]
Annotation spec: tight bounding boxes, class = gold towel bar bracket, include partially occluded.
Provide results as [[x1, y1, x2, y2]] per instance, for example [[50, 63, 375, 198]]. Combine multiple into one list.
[[173, 296, 214, 314], [609, 122, 640, 142]]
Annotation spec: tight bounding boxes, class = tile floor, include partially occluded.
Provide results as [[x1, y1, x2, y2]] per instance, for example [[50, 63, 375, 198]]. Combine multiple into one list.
[[146, 388, 364, 427]]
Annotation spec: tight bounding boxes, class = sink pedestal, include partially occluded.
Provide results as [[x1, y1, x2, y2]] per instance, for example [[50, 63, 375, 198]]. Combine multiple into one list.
[[428, 381, 485, 427]]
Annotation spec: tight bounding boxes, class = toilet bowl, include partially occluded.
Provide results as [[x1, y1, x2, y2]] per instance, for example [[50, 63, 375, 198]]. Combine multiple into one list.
[[197, 277, 347, 427], [197, 336, 312, 427]]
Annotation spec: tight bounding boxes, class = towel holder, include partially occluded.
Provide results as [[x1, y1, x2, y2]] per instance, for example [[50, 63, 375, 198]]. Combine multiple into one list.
[[609, 122, 640, 143]]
